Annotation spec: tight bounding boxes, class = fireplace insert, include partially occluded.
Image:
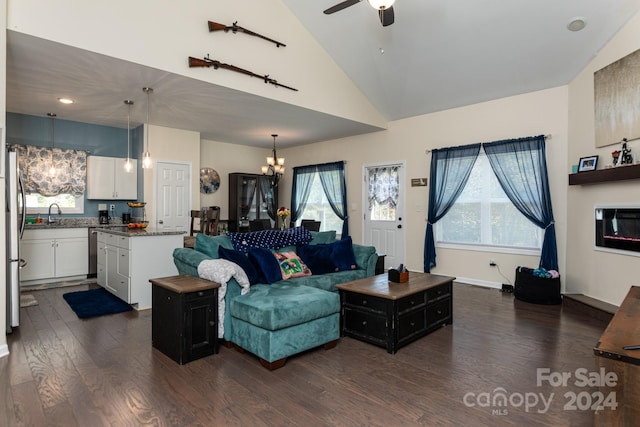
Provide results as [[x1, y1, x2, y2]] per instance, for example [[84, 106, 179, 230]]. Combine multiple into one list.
[[595, 206, 640, 254]]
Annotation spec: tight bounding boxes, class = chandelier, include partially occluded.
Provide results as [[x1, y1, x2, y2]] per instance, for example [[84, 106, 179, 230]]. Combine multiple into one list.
[[261, 134, 285, 185]]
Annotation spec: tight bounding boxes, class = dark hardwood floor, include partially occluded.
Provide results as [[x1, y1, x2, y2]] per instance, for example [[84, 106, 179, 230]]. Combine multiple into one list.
[[1, 283, 610, 426]]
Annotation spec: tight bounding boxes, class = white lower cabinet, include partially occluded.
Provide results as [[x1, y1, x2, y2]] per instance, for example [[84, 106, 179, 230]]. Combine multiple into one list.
[[97, 231, 182, 309], [20, 228, 88, 282]]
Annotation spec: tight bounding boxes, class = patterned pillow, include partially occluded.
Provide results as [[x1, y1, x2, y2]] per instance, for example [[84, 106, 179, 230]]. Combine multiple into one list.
[[227, 226, 313, 252], [274, 251, 313, 279]]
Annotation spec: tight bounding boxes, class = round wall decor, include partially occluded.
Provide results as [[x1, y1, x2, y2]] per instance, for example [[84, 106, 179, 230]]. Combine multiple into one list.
[[200, 167, 220, 194]]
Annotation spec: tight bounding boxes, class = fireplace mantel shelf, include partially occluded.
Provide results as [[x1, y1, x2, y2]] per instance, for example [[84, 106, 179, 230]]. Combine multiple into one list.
[[569, 163, 640, 185]]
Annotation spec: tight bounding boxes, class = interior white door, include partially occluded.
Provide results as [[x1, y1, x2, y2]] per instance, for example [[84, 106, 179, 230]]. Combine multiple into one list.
[[363, 163, 406, 270], [155, 161, 190, 231]]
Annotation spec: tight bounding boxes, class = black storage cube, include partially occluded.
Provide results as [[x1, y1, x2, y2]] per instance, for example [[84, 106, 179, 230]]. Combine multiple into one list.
[[514, 267, 562, 305]]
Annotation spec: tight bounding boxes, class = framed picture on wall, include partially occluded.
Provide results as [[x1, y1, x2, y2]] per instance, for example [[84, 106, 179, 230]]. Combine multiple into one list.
[[578, 155, 598, 172]]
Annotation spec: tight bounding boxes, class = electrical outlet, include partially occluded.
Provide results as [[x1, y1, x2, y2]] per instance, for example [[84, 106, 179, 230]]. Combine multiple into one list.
[[110, 204, 115, 211]]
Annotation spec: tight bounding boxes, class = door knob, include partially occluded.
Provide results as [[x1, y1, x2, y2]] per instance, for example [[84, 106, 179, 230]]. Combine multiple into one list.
[[158, 220, 164, 224]]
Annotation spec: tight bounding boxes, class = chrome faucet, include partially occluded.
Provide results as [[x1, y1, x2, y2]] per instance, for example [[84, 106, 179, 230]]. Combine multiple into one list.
[[47, 203, 62, 224]]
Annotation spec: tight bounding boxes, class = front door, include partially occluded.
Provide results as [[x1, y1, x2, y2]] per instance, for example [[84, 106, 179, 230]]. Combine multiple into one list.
[[156, 161, 190, 231], [363, 162, 406, 270]]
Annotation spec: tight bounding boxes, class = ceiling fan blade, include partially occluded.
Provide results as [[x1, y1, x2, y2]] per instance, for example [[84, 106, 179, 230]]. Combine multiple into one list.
[[379, 6, 395, 26], [324, 0, 362, 15]]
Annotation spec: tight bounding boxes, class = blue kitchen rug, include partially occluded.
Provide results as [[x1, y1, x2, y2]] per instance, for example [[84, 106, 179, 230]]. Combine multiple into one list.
[[63, 288, 133, 319]]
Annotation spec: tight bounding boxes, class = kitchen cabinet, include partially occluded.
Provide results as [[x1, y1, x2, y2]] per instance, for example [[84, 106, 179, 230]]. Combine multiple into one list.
[[87, 156, 138, 200], [20, 228, 88, 283], [228, 173, 277, 232], [97, 230, 183, 309]]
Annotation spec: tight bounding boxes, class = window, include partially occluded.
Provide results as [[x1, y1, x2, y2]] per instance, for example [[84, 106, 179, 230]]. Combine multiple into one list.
[[436, 151, 542, 253], [296, 173, 341, 232], [25, 193, 84, 214]]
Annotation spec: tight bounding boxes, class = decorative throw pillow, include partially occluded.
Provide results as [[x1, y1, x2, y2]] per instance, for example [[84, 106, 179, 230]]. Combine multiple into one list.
[[274, 251, 312, 279], [218, 247, 260, 285], [247, 247, 282, 284], [330, 236, 358, 271], [297, 243, 337, 274]]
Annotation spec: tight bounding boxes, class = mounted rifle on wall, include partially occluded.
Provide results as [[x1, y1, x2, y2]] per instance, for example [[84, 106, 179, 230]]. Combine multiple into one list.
[[188, 55, 298, 92], [208, 21, 286, 48]]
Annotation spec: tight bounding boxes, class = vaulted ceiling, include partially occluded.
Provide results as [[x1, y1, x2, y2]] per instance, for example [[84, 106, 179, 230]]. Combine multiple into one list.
[[6, 0, 640, 148]]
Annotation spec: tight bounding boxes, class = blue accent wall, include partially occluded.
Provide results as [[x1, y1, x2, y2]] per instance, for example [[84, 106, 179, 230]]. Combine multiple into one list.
[[6, 113, 144, 219]]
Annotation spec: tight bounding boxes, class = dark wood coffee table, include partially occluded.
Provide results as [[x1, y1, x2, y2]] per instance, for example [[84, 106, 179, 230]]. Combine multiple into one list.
[[336, 272, 455, 353]]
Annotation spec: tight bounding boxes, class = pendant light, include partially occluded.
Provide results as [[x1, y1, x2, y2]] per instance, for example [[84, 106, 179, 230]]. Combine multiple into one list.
[[142, 87, 153, 169], [261, 134, 284, 186], [47, 113, 57, 176], [124, 100, 134, 172]]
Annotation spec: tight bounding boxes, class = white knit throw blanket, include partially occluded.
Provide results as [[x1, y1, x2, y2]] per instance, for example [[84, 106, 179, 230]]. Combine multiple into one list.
[[197, 259, 250, 338]]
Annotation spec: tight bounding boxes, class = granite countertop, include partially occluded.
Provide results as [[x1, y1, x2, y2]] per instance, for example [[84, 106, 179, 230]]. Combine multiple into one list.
[[25, 222, 129, 230], [24, 217, 185, 237], [96, 227, 186, 237]]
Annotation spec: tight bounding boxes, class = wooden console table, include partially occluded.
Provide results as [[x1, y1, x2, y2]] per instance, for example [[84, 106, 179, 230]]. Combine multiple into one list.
[[336, 272, 454, 354], [593, 285, 640, 426]]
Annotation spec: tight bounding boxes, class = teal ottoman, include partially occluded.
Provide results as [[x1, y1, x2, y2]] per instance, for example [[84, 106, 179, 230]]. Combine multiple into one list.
[[228, 282, 340, 369]]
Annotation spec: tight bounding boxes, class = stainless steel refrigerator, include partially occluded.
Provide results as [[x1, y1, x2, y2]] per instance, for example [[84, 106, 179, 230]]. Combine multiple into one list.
[[5, 145, 26, 333]]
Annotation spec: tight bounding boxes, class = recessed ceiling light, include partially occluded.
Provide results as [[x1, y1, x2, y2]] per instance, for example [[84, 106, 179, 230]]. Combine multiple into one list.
[[567, 17, 586, 32], [58, 98, 74, 104]]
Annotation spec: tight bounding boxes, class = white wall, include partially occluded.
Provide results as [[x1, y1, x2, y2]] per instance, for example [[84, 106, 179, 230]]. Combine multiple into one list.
[[6, 0, 386, 129], [566, 11, 640, 306], [199, 139, 270, 221], [282, 86, 569, 288], [142, 124, 200, 226]]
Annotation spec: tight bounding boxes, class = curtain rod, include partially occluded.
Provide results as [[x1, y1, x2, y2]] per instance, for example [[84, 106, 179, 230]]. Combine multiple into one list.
[[425, 134, 552, 154]]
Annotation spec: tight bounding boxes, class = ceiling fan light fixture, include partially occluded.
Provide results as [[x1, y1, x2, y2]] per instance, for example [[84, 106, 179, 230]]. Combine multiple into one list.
[[368, 0, 395, 10]]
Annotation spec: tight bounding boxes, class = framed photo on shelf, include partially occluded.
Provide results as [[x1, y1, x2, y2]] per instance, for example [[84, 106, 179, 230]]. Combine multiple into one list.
[[578, 155, 598, 172]]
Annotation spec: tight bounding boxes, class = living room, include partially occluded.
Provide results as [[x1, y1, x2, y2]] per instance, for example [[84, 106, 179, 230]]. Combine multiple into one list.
[[2, 1, 640, 424]]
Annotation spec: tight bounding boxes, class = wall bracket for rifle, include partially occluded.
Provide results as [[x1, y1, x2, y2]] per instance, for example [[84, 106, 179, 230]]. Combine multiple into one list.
[[189, 55, 298, 92], [208, 21, 286, 48]]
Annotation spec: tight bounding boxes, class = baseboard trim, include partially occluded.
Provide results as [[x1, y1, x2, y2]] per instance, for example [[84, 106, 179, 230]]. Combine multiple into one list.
[[0, 343, 9, 358], [563, 294, 617, 322]]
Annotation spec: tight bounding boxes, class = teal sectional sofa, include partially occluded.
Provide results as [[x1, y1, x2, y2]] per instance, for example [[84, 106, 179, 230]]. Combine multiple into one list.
[[172, 230, 378, 369]]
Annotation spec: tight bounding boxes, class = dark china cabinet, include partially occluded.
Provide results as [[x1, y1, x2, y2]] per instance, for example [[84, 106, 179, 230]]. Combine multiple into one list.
[[228, 173, 277, 232]]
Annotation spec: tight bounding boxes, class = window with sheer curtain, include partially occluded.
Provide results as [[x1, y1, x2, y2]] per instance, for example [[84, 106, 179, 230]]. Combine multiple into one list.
[[436, 150, 542, 252], [17, 145, 87, 214]]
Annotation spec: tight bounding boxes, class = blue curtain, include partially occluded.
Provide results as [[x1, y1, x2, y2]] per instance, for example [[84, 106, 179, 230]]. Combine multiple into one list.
[[291, 161, 349, 237], [483, 135, 558, 271], [291, 165, 316, 223], [317, 161, 349, 237], [424, 143, 481, 272]]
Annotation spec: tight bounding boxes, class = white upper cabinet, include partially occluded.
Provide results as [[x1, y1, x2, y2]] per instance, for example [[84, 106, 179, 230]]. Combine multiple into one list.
[[87, 156, 137, 200]]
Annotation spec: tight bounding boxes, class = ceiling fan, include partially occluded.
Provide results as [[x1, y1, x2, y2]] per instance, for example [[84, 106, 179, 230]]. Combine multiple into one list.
[[324, 0, 395, 27]]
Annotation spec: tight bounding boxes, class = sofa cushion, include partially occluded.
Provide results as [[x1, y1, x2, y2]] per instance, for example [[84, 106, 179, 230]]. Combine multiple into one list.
[[194, 233, 234, 258], [297, 243, 336, 274], [309, 230, 336, 245], [274, 251, 312, 279], [331, 236, 357, 271], [229, 283, 339, 331], [248, 247, 282, 284], [218, 247, 260, 285]]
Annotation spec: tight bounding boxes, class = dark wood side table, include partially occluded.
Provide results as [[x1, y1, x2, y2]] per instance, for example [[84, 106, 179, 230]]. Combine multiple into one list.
[[150, 275, 220, 364], [593, 286, 640, 426], [336, 272, 455, 354]]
